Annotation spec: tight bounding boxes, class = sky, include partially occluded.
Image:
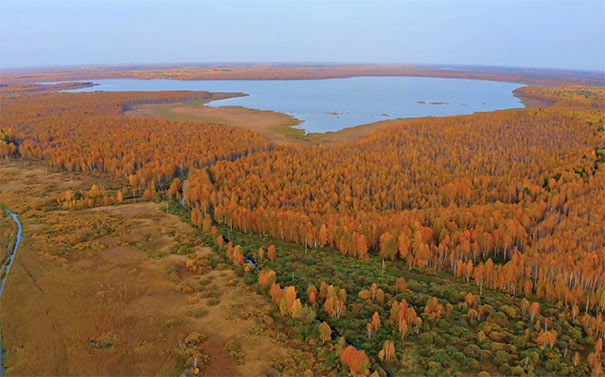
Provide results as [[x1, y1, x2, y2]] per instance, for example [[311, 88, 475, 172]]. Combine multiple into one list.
[[1, 0, 604, 71]]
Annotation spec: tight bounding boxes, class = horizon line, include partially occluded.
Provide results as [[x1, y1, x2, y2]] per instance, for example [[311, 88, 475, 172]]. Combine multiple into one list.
[[1, 61, 603, 75]]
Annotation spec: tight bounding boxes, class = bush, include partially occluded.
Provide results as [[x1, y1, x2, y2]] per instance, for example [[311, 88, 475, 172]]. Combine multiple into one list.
[[432, 349, 448, 364], [493, 311, 509, 326], [493, 350, 511, 366], [434, 334, 446, 347], [419, 333, 434, 345], [193, 309, 208, 318], [498, 364, 512, 376], [166, 266, 180, 283], [171, 243, 191, 255], [225, 338, 246, 365], [499, 305, 519, 319], [478, 350, 492, 361], [408, 280, 421, 292], [262, 315, 274, 327], [453, 351, 466, 364], [467, 358, 479, 371], [544, 358, 561, 372], [463, 344, 480, 358], [445, 345, 458, 355], [184, 331, 207, 346], [426, 361, 443, 377], [176, 282, 194, 294]]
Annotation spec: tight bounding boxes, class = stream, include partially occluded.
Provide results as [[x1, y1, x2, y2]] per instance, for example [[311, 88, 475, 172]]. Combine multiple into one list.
[[0, 209, 23, 376]]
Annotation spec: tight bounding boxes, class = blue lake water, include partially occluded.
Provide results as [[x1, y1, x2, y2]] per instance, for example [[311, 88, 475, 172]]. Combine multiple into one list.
[[62, 77, 524, 133]]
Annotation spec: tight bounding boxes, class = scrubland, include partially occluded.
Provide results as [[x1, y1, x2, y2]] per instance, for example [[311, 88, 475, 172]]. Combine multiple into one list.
[[0, 162, 313, 376]]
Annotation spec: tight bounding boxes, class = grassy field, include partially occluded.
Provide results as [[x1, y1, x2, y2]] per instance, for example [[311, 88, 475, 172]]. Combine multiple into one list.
[[0, 161, 314, 376], [127, 98, 308, 145]]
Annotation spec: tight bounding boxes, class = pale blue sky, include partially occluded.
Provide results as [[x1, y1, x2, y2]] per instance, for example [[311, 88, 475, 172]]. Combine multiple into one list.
[[1, 0, 603, 71]]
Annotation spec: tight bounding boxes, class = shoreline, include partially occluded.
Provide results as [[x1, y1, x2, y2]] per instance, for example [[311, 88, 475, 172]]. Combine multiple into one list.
[[127, 87, 536, 146], [512, 87, 557, 108], [126, 94, 308, 145], [6, 77, 555, 147]]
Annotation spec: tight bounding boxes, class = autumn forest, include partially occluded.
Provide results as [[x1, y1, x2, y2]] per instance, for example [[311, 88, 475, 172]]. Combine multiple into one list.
[[0, 62, 603, 377]]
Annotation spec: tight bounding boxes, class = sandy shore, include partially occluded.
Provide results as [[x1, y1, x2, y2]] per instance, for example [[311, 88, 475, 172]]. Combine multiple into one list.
[[126, 96, 406, 145], [126, 96, 312, 145]]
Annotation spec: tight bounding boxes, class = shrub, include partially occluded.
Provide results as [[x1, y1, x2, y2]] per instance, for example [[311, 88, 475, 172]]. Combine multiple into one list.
[[225, 338, 246, 364], [193, 309, 208, 318], [453, 351, 466, 363], [463, 344, 480, 358], [498, 364, 512, 376], [176, 282, 194, 294], [500, 305, 519, 319], [467, 358, 479, 371], [419, 333, 434, 345], [426, 361, 443, 377], [184, 331, 207, 346], [408, 280, 421, 292], [493, 350, 511, 366]]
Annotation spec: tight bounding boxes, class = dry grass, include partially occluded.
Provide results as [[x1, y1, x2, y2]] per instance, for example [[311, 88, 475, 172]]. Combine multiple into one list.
[[0, 161, 302, 376], [126, 98, 405, 145], [127, 99, 307, 145]]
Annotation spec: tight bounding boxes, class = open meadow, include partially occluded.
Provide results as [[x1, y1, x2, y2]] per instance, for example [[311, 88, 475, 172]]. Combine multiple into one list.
[[0, 161, 316, 376]]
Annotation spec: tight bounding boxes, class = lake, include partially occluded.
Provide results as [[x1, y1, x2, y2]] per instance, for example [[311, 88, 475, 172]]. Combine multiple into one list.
[[62, 77, 524, 133]]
